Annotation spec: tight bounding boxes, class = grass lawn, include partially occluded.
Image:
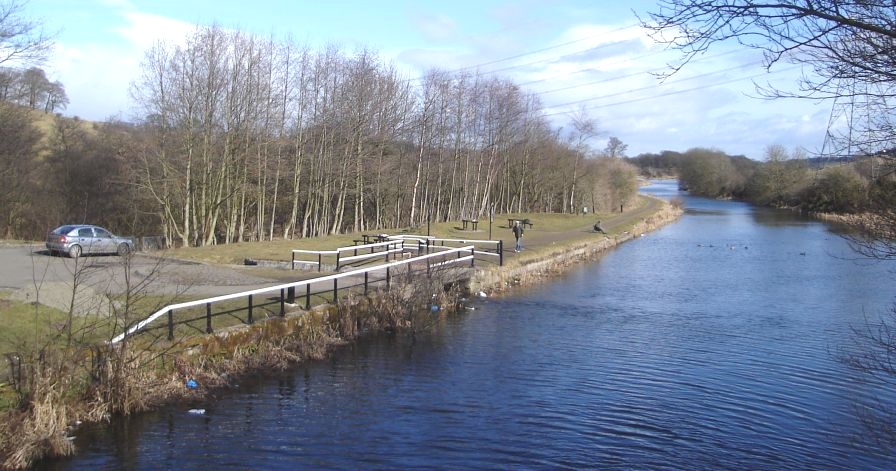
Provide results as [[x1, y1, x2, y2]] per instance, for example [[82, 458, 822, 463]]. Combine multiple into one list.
[[166, 210, 622, 266], [0, 293, 115, 356]]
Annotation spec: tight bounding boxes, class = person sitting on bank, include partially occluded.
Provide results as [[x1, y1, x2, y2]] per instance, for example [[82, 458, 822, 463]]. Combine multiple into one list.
[[593, 220, 604, 233]]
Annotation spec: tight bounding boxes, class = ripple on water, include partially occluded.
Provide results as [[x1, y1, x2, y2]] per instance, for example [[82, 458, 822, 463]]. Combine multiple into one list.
[[37, 182, 896, 471]]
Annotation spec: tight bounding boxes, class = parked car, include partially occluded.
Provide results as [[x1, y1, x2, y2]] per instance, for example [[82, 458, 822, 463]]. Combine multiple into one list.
[[46, 225, 134, 258]]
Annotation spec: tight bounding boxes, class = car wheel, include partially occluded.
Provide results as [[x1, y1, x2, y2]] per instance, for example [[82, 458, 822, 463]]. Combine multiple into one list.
[[68, 245, 82, 258], [117, 243, 131, 256]]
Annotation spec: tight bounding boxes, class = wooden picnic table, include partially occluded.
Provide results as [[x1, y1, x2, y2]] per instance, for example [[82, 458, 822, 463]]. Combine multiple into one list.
[[461, 219, 479, 230], [507, 218, 534, 229], [360, 234, 390, 244]]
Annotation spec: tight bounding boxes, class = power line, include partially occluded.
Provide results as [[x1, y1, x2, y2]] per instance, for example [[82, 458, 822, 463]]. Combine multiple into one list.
[[533, 57, 766, 98], [409, 22, 640, 80], [517, 47, 744, 87], [541, 65, 803, 118]]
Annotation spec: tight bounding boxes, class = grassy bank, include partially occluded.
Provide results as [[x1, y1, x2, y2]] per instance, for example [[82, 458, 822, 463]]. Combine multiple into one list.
[[0, 200, 681, 468], [166, 210, 620, 265], [473, 199, 683, 294]]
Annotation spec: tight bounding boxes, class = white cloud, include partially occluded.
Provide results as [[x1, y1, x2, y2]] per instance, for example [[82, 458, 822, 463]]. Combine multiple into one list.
[[44, 6, 197, 121], [410, 12, 459, 43], [48, 41, 138, 120], [115, 11, 196, 51]]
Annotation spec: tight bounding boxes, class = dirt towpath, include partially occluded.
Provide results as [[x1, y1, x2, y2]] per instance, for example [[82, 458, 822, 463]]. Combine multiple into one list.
[[500, 196, 662, 258]]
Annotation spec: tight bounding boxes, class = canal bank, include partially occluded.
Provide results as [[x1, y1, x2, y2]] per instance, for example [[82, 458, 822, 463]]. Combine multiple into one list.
[[36, 180, 896, 470], [472, 198, 682, 294], [11, 196, 681, 470]]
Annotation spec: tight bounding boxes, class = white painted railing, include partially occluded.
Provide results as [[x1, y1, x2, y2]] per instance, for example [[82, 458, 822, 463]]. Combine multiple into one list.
[[425, 237, 503, 264], [111, 245, 476, 344], [291, 240, 404, 270]]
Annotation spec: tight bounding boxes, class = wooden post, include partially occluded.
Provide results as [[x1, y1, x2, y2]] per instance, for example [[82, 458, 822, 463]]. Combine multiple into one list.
[[280, 289, 285, 317], [305, 284, 311, 310]]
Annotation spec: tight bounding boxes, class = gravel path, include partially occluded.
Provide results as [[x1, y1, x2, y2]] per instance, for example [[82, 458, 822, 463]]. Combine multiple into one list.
[[0, 246, 285, 314]]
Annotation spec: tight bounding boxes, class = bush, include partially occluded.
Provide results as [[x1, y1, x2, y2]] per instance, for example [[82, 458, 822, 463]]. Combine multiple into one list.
[[800, 166, 868, 213]]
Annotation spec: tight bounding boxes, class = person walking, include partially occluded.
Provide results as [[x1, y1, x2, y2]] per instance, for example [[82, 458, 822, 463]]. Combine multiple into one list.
[[512, 220, 524, 252]]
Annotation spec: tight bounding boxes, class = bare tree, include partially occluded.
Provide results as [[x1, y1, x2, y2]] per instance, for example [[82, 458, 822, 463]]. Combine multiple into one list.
[[43, 79, 66, 112], [0, 101, 40, 237], [566, 108, 600, 214], [640, 1, 896, 156], [604, 136, 628, 158], [0, 0, 52, 67]]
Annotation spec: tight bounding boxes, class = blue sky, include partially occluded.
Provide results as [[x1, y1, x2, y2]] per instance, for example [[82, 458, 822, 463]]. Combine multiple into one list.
[[24, 0, 834, 159]]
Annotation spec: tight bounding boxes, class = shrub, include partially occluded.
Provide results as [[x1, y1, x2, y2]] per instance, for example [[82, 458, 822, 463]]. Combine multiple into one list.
[[800, 166, 868, 213]]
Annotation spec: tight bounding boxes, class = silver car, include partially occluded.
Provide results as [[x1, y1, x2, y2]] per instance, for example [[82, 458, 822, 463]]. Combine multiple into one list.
[[46, 225, 134, 258]]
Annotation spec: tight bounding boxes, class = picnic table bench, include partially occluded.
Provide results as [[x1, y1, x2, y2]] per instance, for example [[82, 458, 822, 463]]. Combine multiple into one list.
[[359, 234, 390, 244], [461, 219, 479, 230], [507, 218, 534, 229]]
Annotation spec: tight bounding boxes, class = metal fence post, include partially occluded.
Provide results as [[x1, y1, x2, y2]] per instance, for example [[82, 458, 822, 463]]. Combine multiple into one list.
[[305, 284, 311, 310], [499, 240, 503, 266], [318, 253, 322, 272], [280, 289, 285, 317], [386, 267, 391, 289], [287, 286, 295, 304], [206, 303, 213, 333], [470, 247, 476, 267], [364, 271, 369, 295], [167, 309, 174, 341], [333, 279, 338, 303], [291, 251, 295, 270], [248, 294, 254, 324]]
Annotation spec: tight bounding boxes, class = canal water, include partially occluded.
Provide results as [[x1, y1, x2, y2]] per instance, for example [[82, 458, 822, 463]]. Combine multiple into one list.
[[41, 181, 896, 469]]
